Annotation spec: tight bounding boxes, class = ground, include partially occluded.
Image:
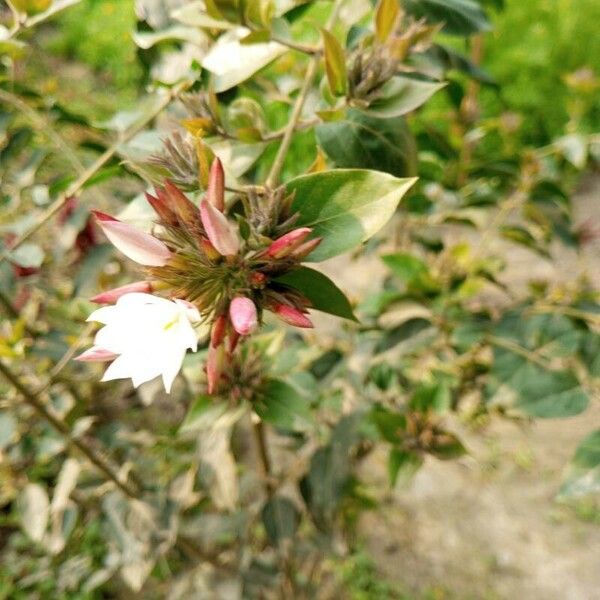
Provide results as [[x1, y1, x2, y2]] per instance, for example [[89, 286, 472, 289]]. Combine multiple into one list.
[[318, 174, 600, 600]]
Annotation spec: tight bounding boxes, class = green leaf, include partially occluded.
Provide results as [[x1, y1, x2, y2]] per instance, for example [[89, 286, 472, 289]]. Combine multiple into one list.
[[375, 0, 399, 42], [559, 430, 600, 499], [371, 406, 406, 443], [316, 110, 418, 178], [375, 317, 432, 353], [287, 169, 417, 261], [388, 448, 423, 486], [409, 383, 451, 413], [300, 412, 363, 529], [382, 252, 428, 284], [488, 351, 588, 418], [179, 395, 228, 434], [365, 76, 446, 118], [254, 379, 312, 431], [321, 29, 347, 96], [261, 496, 300, 543], [274, 266, 357, 321], [403, 0, 491, 36]]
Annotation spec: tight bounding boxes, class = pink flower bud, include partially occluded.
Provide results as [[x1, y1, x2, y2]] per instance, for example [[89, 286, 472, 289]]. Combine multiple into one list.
[[229, 297, 258, 336], [207, 158, 225, 212], [91, 281, 153, 304], [93, 211, 171, 266], [206, 343, 226, 394], [267, 227, 313, 259], [292, 236, 322, 259], [200, 200, 240, 256], [271, 303, 314, 328], [211, 314, 228, 348], [75, 346, 119, 362]]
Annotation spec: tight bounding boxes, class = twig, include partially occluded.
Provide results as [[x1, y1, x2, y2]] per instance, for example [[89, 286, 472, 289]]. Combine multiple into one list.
[[0, 358, 139, 497], [265, 0, 345, 188], [0, 79, 192, 266], [252, 419, 275, 495]]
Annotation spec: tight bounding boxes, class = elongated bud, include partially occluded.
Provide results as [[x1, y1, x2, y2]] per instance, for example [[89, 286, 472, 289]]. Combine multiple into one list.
[[211, 314, 228, 348], [207, 157, 225, 212], [200, 200, 240, 256], [75, 346, 119, 362], [292, 236, 322, 259], [206, 343, 226, 394], [164, 180, 200, 227], [145, 191, 178, 226], [91, 281, 153, 304], [229, 297, 258, 336], [93, 211, 172, 266], [267, 227, 313, 259], [272, 303, 314, 328]]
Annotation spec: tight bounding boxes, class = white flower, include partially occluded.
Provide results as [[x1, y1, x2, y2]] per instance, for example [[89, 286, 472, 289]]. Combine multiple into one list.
[[77, 293, 200, 393]]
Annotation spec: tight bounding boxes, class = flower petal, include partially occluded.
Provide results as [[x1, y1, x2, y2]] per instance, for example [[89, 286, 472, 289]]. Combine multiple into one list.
[[91, 281, 153, 304], [200, 200, 239, 256], [93, 211, 171, 266]]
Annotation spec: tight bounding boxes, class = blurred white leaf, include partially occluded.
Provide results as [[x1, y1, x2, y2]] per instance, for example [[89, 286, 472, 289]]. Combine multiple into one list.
[[18, 483, 49, 543], [172, 2, 233, 29], [202, 28, 285, 92], [7, 243, 44, 268], [132, 25, 207, 50], [199, 427, 238, 510], [51, 458, 80, 514]]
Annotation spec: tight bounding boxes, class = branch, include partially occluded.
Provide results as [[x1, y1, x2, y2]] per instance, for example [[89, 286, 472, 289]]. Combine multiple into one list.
[[0, 358, 139, 498], [0, 79, 192, 266], [265, 0, 345, 188]]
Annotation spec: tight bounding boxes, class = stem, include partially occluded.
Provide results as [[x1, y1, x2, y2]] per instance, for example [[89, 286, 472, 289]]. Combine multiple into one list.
[[0, 79, 192, 266], [252, 419, 275, 495], [265, 0, 345, 188], [486, 335, 554, 370], [0, 358, 139, 498]]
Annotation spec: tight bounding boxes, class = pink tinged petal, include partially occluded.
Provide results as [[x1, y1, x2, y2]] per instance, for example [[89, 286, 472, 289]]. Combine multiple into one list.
[[91, 281, 153, 304], [92, 211, 171, 267], [206, 344, 226, 395], [267, 227, 313, 259], [207, 157, 225, 212], [199, 200, 239, 256], [229, 297, 258, 336], [272, 303, 314, 328], [74, 346, 119, 362]]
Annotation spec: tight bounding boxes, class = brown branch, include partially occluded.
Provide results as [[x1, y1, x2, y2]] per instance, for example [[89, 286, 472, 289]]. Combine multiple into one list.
[[0, 79, 192, 267], [265, 0, 345, 188], [0, 358, 139, 497]]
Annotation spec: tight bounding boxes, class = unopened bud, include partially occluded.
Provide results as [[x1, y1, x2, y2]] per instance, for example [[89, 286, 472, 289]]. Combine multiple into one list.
[[207, 157, 225, 212], [271, 303, 314, 328], [211, 314, 228, 348], [91, 281, 153, 304], [267, 227, 313, 259], [292, 236, 322, 259], [229, 297, 258, 336]]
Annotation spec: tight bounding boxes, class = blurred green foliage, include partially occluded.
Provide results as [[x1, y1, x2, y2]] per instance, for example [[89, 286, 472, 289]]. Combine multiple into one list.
[[48, 0, 142, 95], [482, 0, 600, 142]]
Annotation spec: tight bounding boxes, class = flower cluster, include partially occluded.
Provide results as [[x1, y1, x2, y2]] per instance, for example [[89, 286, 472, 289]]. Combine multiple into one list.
[[77, 158, 322, 394]]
